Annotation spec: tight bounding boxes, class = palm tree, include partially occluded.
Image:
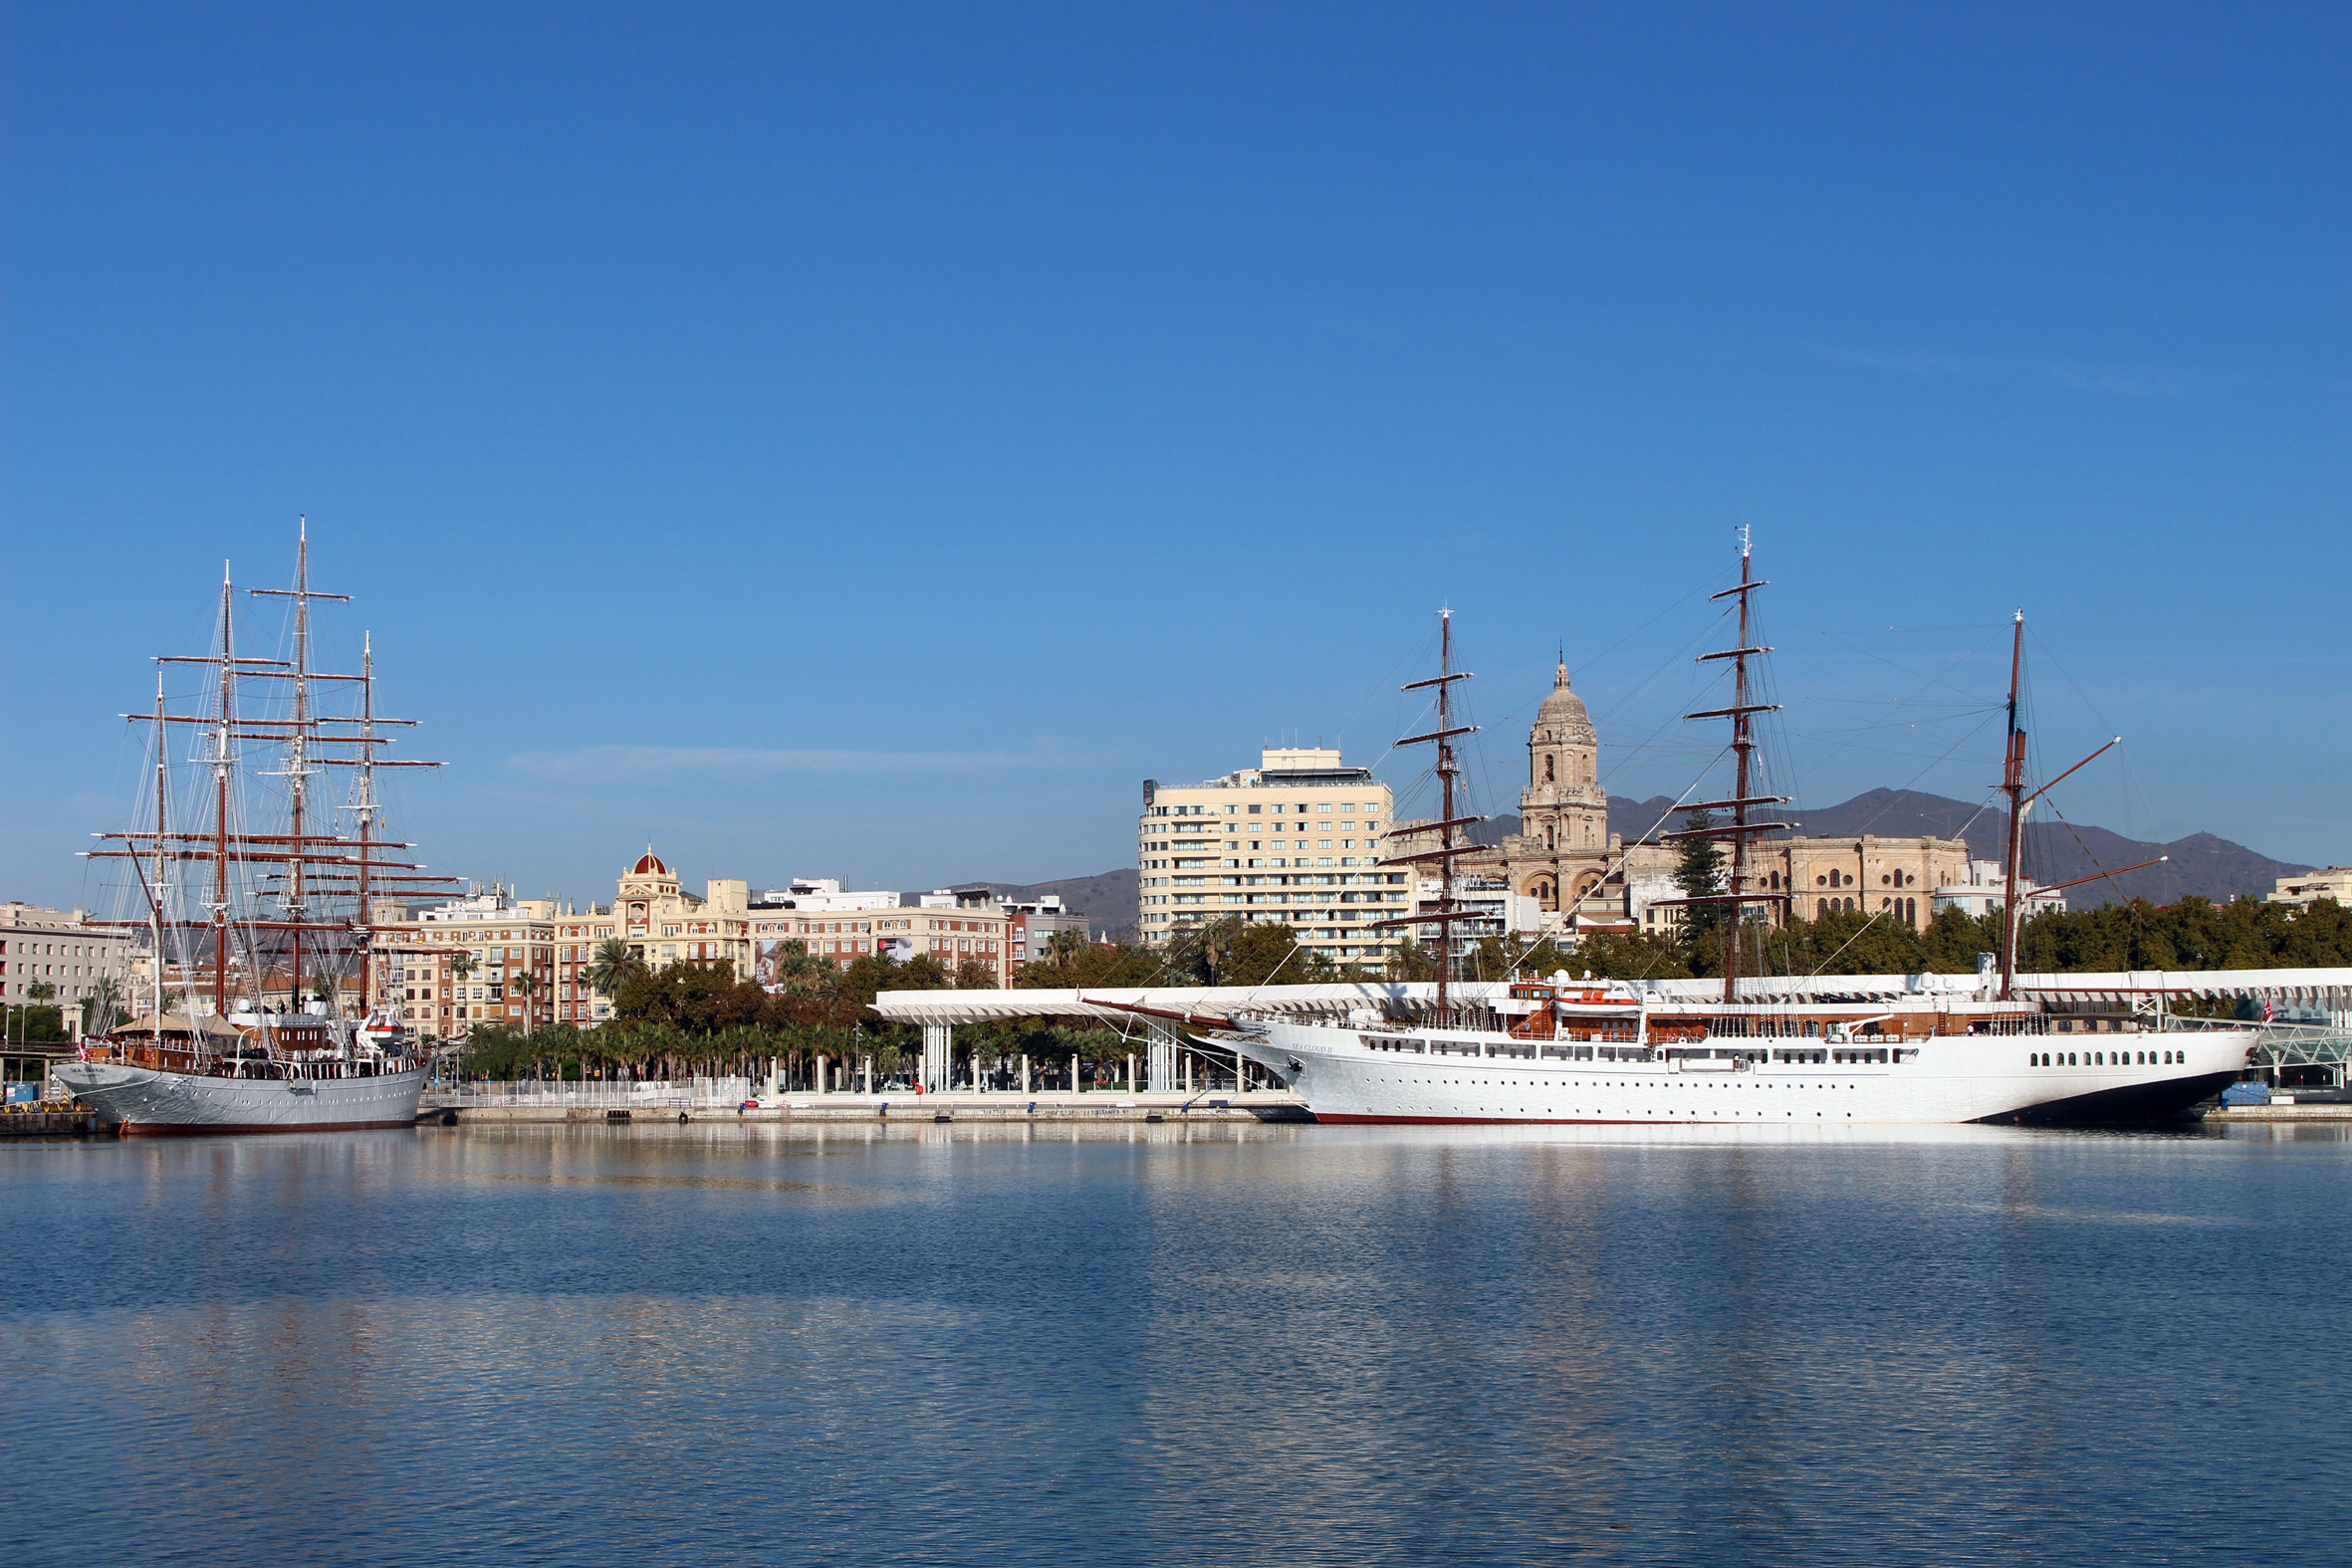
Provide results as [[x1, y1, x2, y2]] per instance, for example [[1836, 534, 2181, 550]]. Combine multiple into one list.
[[511, 971, 539, 1036], [448, 950, 479, 1028], [583, 938, 639, 999], [767, 938, 831, 994]]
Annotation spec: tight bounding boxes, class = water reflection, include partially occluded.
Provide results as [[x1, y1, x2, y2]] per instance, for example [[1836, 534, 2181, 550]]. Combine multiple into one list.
[[4, 1123, 2350, 1565]]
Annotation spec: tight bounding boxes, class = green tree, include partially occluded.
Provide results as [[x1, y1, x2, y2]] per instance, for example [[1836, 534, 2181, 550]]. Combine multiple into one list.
[[763, 938, 833, 993], [1011, 931, 1164, 989], [1383, 939, 1442, 982], [1222, 920, 1335, 986], [26, 980, 57, 1004], [1672, 810, 1728, 943], [1166, 916, 1334, 986], [610, 961, 747, 1030], [510, 971, 539, 1035], [832, 951, 950, 1008], [1572, 928, 1695, 981], [7, 1006, 69, 1043], [1918, 906, 1999, 974], [953, 957, 1000, 990], [1470, 935, 1577, 981]]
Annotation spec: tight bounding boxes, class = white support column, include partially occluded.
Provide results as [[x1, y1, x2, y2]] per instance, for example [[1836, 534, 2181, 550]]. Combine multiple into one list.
[[922, 1022, 952, 1093], [1146, 1019, 1178, 1093]]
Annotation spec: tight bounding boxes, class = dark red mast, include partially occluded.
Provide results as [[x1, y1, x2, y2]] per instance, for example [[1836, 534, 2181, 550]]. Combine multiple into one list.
[[1664, 529, 1793, 1002], [1375, 609, 1483, 1022]]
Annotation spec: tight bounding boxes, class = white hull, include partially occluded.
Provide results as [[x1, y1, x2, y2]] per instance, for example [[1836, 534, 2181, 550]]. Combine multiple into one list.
[[1232, 1018, 2253, 1125], [54, 1060, 428, 1135]]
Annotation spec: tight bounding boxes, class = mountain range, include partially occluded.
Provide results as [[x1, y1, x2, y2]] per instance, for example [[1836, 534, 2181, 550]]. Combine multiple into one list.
[[944, 790, 2305, 941]]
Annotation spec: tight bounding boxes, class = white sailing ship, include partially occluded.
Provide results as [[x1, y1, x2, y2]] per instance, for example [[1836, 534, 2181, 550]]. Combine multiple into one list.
[[1218, 980, 2251, 1126], [57, 525, 455, 1136], [1205, 535, 2257, 1125]]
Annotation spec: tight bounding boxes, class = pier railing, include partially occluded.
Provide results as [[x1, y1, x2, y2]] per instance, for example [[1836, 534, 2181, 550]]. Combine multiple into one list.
[[427, 1077, 755, 1110]]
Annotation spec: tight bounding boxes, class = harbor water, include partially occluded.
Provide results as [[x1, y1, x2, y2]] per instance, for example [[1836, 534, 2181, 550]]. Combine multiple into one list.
[[6, 1121, 2350, 1565]]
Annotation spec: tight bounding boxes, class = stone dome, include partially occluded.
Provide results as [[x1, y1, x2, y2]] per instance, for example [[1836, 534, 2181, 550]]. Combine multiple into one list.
[[1534, 663, 1595, 743]]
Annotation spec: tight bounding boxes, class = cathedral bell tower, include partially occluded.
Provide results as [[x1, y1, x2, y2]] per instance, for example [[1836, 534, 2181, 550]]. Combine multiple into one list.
[[1518, 663, 1609, 910]]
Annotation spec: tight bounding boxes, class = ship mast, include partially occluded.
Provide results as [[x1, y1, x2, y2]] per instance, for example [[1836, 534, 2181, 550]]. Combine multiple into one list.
[[210, 563, 237, 1019], [95, 526, 460, 1037], [1992, 616, 2148, 998], [352, 632, 380, 1011], [1670, 529, 1793, 1003], [1999, 611, 2026, 1001], [250, 518, 347, 1016], [151, 670, 170, 1025], [1377, 609, 1482, 1023]]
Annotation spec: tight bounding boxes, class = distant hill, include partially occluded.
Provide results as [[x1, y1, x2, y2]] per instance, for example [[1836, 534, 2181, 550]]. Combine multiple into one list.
[[1475, 788, 2304, 906]]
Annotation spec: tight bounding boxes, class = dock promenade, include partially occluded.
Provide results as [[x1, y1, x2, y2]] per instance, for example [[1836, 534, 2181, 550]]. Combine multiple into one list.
[[418, 1085, 1310, 1125]]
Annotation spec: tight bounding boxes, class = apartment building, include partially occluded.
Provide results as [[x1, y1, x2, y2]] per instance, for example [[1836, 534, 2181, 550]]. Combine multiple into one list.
[[748, 887, 1022, 985], [374, 853, 1052, 1031], [0, 902, 134, 1011], [370, 885, 562, 1038], [1137, 748, 1407, 966], [2270, 868, 2352, 908], [996, 892, 1089, 964]]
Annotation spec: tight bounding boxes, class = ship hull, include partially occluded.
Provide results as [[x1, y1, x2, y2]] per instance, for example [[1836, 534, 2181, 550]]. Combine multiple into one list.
[[1231, 1019, 2255, 1127], [54, 1060, 428, 1136]]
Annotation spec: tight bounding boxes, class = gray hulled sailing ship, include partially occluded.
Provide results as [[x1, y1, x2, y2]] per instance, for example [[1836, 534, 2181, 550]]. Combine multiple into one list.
[[57, 525, 456, 1134]]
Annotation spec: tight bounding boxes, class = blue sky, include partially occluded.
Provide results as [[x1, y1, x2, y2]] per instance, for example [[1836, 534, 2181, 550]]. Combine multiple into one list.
[[5, 2, 2347, 911]]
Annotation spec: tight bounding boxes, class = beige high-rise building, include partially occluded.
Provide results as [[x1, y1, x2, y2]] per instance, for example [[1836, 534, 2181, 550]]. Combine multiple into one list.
[[1137, 748, 1408, 966]]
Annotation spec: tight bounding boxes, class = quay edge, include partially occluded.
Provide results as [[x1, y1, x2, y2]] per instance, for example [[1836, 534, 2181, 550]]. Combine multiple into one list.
[[417, 1091, 1312, 1126]]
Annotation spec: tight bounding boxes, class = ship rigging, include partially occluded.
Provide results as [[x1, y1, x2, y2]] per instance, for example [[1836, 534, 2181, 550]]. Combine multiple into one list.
[[59, 522, 456, 1133]]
